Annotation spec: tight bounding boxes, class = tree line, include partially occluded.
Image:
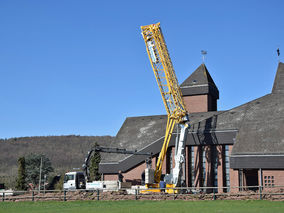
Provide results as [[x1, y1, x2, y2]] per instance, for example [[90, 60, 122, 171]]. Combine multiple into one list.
[[0, 135, 114, 181]]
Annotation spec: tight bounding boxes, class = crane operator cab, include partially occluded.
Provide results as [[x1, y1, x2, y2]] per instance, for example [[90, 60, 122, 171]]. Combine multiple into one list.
[[63, 171, 86, 190]]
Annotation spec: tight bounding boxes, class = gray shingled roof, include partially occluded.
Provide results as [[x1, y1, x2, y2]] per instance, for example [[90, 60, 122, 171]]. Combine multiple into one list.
[[231, 62, 284, 155], [180, 64, 219, 99], [100, 115, 167, 164], [231, 93, 284, 155]]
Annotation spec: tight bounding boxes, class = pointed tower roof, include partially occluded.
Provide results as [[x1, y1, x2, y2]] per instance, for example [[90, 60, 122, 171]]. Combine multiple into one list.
[[272, 62, 284, 94], [180, 64, 219, 99]]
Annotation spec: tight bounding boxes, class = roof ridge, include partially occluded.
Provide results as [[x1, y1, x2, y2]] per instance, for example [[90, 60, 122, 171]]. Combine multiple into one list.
[[272, 62, 284, 94]]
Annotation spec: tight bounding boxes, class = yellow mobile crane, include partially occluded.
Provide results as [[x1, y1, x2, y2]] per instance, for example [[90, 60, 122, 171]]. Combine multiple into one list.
[[141, 23, 190, 190]]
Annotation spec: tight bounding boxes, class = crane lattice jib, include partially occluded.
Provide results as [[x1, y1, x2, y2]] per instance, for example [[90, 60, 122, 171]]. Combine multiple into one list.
[[141, 23, 187, 183], [141, 23, 186, 122]]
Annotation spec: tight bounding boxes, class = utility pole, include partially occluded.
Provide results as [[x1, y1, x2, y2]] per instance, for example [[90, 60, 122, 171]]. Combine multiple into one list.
[[39, 157, 42, 193], [44, 174, 47, 194]]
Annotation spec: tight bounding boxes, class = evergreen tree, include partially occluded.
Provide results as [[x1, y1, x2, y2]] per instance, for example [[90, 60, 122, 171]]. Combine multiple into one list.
[[16, 157, 26, 190], [25, 154, 54, 186], [89, 145, 101, 181]]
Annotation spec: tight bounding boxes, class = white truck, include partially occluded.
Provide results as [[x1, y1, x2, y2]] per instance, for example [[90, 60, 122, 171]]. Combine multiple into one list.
[[63, 171, 85, 190], [63, 171, 119, 191]]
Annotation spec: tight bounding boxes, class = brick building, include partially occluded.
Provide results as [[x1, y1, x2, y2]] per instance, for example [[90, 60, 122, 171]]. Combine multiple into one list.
[[99, 62, 284, 192]]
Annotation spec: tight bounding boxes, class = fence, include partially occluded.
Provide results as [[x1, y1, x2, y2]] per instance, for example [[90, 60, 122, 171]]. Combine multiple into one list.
[[1, 185, 284, 202]]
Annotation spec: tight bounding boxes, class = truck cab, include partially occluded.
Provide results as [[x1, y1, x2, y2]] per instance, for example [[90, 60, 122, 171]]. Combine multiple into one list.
[[63, 171, 86, 190]]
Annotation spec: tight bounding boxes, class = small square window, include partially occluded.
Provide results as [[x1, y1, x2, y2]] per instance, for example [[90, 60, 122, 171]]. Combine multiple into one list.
[[264, 176, 267, 180], [268, 180, 271, 183], [265, 180, 267, 183], [268, 176, 271, 179], [265, 184, 267, 187], [271, 176, 274, 180]]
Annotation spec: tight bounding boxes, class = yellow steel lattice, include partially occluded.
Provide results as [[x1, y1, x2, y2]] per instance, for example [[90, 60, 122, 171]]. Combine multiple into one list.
[[141, 22, 186, 122], [141, 23, 188, 183]]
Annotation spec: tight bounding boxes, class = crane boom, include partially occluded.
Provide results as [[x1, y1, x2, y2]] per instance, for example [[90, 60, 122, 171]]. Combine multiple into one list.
[[82, 146, 152, 181], [141, 23, 186, 121], [141, 23, 189, 186]]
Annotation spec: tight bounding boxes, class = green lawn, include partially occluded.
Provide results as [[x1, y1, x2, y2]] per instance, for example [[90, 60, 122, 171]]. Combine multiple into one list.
[[0, 200, 284, 213]]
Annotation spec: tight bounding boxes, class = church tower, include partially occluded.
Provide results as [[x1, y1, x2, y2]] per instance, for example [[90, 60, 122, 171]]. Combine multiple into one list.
[[180, 64, 219, 113]]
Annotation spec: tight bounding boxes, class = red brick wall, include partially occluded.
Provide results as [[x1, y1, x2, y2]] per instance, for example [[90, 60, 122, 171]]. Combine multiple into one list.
[[229, 170, 239, 192], [183, 94, 218, 113], [228, 145, 239, 192], [104, 174, 117, 181], [203, 146, 211, 187], [123, 162, 148, 184], [217, 145, 224, 192], [185, 146, 189, 186], [261, 170, 284, 191], [183, 95, 208, 113], [193, 146, 201, 187], [162, 149, 168, 175]]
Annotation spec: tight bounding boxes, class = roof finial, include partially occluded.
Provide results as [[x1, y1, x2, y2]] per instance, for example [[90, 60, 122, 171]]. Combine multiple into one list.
[[201, 50, 207, 64], [277, 48, 280, 62]]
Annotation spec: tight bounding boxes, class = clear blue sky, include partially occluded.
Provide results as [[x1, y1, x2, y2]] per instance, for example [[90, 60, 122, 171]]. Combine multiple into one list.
[[0, 0, 283, 139]]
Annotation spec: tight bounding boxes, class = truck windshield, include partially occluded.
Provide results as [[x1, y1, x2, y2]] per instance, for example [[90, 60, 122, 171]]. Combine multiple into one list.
[[64, 174, 75, 183]]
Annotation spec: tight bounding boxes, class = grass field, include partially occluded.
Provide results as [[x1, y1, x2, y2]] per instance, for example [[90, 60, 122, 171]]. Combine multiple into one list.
[[0, 200, 284, 213]]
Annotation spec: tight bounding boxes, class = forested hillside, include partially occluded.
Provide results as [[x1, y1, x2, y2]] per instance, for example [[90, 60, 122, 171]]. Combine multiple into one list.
[[0, 135, 114, 179]]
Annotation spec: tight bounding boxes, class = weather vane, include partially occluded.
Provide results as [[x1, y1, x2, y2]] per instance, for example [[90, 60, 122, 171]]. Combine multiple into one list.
[[201, 50, 207, 64], [277, 48, 280, 62]]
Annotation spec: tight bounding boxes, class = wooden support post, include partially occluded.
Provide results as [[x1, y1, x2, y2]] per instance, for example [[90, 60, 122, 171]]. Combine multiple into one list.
[[64, 190, 66, 201], [97, 190, 100, 201], [259, 168, 263, 200]]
